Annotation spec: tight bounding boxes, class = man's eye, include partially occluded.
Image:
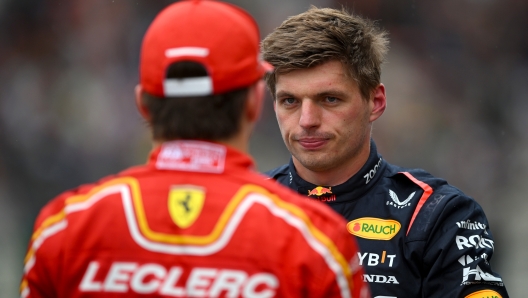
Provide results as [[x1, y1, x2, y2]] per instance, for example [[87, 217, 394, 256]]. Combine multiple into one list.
[[282, 98, 296, 105], [326, 96, 339, 103]]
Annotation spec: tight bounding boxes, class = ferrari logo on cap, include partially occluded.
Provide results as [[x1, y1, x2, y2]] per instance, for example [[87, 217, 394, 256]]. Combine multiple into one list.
[[168, 185, 205, 228]]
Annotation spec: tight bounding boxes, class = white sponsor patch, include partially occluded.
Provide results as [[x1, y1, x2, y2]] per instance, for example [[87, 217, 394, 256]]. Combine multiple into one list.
[[386, 190, 415, 209], [364, 158, 382, 184], [462, 265, 502, 283], [458, 253, 489, 266], [456, 220, 488, 234], [455, 235, 494, 251], [156, 141, 226, 173], [357, 251, 396, 267], [363, 274, 399, 284]]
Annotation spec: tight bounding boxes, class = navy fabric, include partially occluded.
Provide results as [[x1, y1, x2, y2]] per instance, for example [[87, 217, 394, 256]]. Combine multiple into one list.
[[265, 140, 509, 298]]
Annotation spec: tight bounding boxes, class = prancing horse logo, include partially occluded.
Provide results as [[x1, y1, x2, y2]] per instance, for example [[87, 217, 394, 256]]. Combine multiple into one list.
[[180, 193, 192, 212], [168, 185, 205, 228]]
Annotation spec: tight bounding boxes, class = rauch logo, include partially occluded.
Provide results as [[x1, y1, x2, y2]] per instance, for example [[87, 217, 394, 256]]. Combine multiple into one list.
[[346, 217, 401, 240]]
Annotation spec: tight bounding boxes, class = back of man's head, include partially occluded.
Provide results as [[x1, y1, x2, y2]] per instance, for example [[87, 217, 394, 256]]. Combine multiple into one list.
[[262, 6, 389, 101], [137, 0, 270, 142]]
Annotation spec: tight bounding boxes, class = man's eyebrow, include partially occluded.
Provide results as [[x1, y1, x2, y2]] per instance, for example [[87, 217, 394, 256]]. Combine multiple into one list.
[[275, 89, 349, 99], [316, 89, 348, 98], [275, 90, 294, 98]]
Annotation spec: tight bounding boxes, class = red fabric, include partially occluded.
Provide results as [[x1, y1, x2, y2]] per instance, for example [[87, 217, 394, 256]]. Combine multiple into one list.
[[21, 140, 369, 298], [140, 0, 270, 97]]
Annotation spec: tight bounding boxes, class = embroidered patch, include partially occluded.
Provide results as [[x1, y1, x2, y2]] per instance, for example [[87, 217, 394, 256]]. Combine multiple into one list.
[[346, 217, 401, 240], [168, 185, 205, 228], [156, 141, 226, 173]]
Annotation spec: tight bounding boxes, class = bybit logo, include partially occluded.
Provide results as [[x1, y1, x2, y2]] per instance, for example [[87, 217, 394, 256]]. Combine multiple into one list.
[[358, 251, 396, 267]]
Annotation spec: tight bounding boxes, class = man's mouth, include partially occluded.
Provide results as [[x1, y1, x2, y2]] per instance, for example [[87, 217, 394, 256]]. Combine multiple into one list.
[[297, 138, 329, 150]]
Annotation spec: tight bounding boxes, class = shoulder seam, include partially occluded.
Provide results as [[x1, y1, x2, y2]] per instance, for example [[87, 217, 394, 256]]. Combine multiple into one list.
[[399, 172, 434, 236]]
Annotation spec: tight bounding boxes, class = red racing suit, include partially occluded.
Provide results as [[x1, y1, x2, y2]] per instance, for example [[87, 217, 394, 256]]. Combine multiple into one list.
[[21, 140, 369, 298]]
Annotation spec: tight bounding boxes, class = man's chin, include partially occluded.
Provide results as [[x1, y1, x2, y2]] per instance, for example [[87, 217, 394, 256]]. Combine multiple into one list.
[[293, 154, 333, 172]]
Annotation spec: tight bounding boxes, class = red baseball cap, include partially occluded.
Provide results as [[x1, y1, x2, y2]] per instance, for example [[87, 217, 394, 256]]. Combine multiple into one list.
[[139, 0, 272, 97]]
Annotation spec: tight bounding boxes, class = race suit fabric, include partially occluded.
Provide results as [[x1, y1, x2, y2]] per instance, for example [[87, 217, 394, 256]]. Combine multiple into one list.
[[266, 140, 509, 298], [21, 140, 369, 298]]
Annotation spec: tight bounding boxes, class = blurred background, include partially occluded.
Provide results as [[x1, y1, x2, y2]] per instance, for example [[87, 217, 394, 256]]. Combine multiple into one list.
[[1, 0, 526, 296]]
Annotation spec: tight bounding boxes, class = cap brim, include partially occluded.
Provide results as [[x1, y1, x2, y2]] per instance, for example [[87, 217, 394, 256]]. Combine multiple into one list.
[[260, 61, 274, 74]]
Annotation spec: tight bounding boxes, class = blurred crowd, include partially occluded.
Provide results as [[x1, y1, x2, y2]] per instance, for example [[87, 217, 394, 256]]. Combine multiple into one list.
[[1, 0, 527, 296]]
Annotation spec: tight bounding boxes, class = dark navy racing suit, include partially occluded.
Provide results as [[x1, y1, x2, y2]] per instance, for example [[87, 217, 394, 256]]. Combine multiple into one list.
[[266, 140, 509, 298]]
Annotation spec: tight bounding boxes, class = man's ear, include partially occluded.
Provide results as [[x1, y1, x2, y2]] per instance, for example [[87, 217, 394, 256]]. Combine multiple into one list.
[[135, 84, 150, 121], [369, 83, 386, 122], [245, 80, 265, 123]]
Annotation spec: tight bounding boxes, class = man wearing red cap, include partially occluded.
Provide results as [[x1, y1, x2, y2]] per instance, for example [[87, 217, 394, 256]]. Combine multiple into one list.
[[20, 1, 369, 297]]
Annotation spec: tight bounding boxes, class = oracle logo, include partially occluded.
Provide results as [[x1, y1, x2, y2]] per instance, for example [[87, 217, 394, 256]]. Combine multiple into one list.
[[455, 235, 494, 251]]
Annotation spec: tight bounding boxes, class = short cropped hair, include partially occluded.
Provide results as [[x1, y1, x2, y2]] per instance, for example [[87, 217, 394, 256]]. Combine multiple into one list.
[[141, 61, 248, 142], [261, 6, 389, 100]]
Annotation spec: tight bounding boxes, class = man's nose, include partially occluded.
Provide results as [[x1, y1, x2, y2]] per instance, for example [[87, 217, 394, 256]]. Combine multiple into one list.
[[298, 99, 321, 129]]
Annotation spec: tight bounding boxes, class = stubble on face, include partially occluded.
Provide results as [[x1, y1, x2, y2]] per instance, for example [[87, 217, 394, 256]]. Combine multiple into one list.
[[274, 60, 374, 178], [288, 107, 371, 173]]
